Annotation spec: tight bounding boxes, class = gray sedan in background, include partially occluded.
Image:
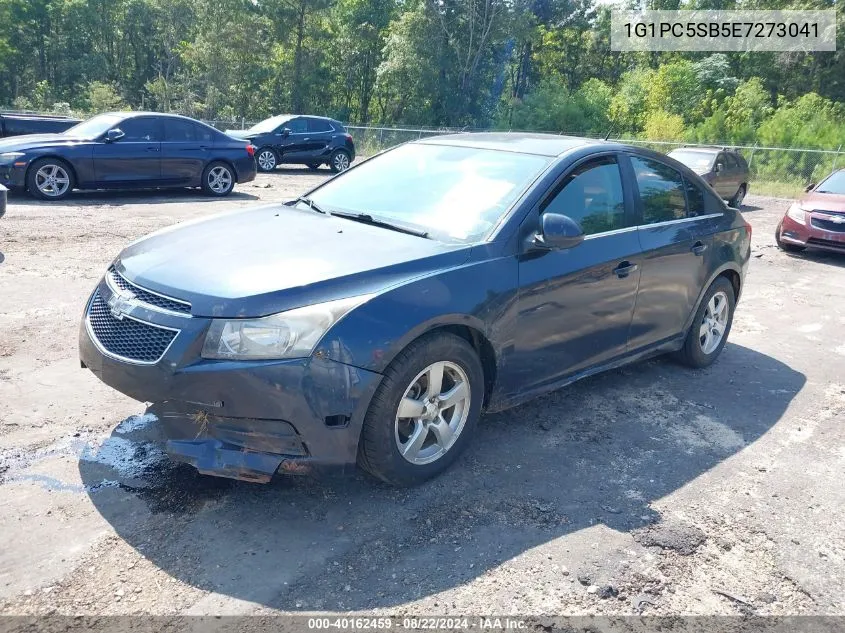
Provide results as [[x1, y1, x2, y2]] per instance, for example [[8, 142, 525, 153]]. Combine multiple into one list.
[[669, 147, 750, 208]]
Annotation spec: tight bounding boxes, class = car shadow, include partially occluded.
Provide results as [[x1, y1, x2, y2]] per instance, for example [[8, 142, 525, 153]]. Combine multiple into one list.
[[6, 187, 259, 206], [79, 343, 803, 610], [736, 202, 763, 212], [782, 248, 845, 269]]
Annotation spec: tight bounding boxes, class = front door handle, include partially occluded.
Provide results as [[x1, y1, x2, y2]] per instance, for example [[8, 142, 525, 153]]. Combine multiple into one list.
[[691, 241, 707, 255], [146, 146, 159, 152], [613, 261, 638, 278]]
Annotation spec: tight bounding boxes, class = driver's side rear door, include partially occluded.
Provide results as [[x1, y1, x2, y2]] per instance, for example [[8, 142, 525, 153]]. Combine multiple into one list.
[[92, 116, 162, 187]]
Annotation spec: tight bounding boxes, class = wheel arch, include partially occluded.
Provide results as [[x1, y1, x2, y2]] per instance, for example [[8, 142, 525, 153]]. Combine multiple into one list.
[[25, 155, 78, 192], [206, 157, 238, 181], [683, 263, 742, 333]]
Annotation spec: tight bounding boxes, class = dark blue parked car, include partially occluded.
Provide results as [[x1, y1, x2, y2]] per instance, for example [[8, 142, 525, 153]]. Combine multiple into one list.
[[0, 112, 257, 201], [79, 134, 751, 486], [226, 115, 355, 173]]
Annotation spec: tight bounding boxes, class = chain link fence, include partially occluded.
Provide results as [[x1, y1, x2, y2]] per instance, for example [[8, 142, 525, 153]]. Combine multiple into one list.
[[345, 125, 844, 198]]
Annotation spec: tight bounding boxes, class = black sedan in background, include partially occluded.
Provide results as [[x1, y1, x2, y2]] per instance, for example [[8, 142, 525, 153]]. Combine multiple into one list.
[[226, 115, 355, 173], [0, 112, 257, 201]]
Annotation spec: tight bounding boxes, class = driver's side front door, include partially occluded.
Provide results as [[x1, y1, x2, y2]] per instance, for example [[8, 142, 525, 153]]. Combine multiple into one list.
[[93, 116, 162, 187], [510, 153, 642, 393], [275, 117, 310, 161]]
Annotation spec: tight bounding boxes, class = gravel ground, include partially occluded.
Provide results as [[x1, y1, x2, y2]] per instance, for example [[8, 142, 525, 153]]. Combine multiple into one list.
[[0, 171, 843, 620]]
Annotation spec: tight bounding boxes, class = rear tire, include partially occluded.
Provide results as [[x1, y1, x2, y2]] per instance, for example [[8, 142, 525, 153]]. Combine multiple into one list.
[[358, 332, 483, 486], [729, 184, 746, 208], [329, 149, 351, 173], [201, 161, 235, 197], [676, 277, 735, 369], [775, 222, 806, 252], [27, 157, 75, 201], [256, 148, 278, 172]]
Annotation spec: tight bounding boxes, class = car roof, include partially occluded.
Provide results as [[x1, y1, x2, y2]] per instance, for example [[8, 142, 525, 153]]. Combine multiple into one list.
[[415, 132, 600, 157], [669, 146, 739, 155]]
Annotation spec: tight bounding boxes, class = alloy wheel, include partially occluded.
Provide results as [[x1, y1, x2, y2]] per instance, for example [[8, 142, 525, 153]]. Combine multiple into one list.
[[35, 164, 70, 198], [208, 166, 232, 194], [699, 290, 729, 354], [394, 361, 471, 465], [333, 152, 350, 171], [257, 150, 276, 171]]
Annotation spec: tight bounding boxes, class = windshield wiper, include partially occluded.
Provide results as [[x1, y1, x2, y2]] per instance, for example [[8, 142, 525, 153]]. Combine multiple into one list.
[[289, 196, 327, 215], [330, 211, 430, 238]]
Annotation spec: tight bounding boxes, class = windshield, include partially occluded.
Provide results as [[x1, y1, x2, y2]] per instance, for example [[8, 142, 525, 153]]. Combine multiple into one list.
[[815, 170, 845, 194], [63, 114, 124, 140], [669, 150, 716, 172], [247, 115, 291, 134], [307, 143, 551, 243]]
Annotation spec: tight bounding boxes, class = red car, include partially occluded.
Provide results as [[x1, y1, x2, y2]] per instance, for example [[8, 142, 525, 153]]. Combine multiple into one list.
[[776, 168, 845, 254]]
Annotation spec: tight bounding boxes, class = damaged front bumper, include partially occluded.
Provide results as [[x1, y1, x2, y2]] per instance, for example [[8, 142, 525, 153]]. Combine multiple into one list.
[[79, 285, 383, 482]]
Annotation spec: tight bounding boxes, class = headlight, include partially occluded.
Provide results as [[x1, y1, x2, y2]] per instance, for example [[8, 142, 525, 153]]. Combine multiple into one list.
[[786, 203, 806, 225], [0, 152, 25, 164], [201, 294, 374, 360]]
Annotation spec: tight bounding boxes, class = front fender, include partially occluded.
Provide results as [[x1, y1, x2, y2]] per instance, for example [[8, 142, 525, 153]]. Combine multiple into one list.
[[315, 254, 518, 374]]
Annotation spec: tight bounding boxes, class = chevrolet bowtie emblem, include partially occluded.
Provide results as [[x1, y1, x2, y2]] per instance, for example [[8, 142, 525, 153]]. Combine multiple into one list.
[[830, 215, 845, 224], [107, 289, 137, 320]]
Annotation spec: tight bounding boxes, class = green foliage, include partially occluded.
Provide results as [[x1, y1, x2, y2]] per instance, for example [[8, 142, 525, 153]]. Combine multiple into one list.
[[86, 81, 126, 113]]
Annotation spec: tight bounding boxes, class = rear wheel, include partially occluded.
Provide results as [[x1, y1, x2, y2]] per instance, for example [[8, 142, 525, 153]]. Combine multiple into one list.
[[27, 157, 75, 201], [201, 162, 235, 197], [256, 148, 277, 172], [329, 149, 351, 173], [729, 184, 746, 208], [676, 277, 735, 369], [358, 332, 483, 486], [775, 222, 806, 252]]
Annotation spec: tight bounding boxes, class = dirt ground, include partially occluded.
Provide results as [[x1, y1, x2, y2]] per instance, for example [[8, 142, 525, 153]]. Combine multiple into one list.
[[0, 170, 843, 621]]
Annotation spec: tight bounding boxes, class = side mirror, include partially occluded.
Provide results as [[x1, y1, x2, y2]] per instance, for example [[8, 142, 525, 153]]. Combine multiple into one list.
[[105, 128, 124, 142], [533, 213, 585, 250], [714, 163, 723, 173], [279, 128, 291, 137], [804, 182, 815, 192]]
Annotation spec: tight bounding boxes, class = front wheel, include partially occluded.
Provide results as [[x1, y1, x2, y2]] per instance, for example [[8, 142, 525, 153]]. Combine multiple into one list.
[[358, 332, 484, 486], [201, 162, 235, 197], [306, 162, 321, 171], [256, 148, 278, 172], [676, 277, 735, 369], [27, 157, 75, 201], [329, 149, 351, 173]]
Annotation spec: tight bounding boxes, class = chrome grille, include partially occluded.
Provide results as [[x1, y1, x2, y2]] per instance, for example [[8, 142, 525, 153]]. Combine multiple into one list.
[[87, 291, 178, 363], [107, 266, 191, 315], [810, 215, 845, 233]]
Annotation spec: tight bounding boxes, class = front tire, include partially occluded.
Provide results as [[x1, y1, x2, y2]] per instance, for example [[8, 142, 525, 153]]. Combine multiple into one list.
[[676, 277, 735, 369], [256, 148, 278, 172], [201, 161, 235, 197], [27, 157, 75, 201], [358, 332, 484, 486], [307, 162, 321, 171], [329, 149, 351, 173]]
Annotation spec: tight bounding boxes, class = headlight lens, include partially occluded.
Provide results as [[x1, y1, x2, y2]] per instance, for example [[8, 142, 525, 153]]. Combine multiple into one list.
[[201, 294, 374, 360], [0, 152, 25, 163], [786, 203, 806, 225]]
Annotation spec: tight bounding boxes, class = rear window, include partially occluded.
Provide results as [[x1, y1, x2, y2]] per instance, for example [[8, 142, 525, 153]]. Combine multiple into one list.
[[307, 119, 334, 133], [163, 118, 196, 142], [631, 155, 687, 224]]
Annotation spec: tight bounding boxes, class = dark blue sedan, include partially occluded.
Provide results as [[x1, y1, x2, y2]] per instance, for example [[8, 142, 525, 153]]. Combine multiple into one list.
[[0, 112, 257, 200], [79, 134, 751, 486]]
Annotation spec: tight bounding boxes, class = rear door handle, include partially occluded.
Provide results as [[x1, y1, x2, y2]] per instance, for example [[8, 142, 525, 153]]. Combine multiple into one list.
[[691, 241, 707, 255], [146, 146, 159, 152], [613, 261, 638, 278]]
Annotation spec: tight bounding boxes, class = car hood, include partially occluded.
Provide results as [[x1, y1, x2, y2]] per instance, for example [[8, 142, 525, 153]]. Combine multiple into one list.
[[0, 133, 85, 151], [116, 204, 472, 318], [224, 129, 256, 140], [801, 191, 845, 212]]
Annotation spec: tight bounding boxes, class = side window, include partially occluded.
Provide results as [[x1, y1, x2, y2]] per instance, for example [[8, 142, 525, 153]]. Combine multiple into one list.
[[193, 123, 215, 143], [541, 156, 627, 236], [119, 118, 160, 142], [630, 155, 687, 224], [724, 153, 738, 170], [285, 118, 308, 134], [308, 118, 333, 133], [714, 153, 727, 173], [163, 119, 196, 142], [684, 177, 706, 217]]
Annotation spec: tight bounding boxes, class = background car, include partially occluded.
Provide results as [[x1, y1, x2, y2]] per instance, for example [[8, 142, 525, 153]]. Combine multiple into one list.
[[0, 112, 257, 201], [79, 133, 751, 487], [776, 168, 845, 254], [225, 115, 355, 173], [668, 147, 750, 207], [1, 112, 81, 138]]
